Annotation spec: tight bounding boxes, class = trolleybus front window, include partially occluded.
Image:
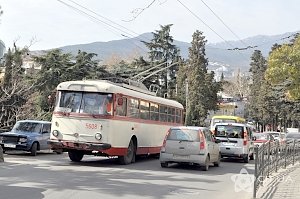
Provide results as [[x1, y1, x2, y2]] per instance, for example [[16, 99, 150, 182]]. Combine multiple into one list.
[[56, 91, 113, 115]]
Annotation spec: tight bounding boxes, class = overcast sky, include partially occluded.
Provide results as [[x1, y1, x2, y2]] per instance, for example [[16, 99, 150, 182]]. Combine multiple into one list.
[[0, 0, 299, 50]]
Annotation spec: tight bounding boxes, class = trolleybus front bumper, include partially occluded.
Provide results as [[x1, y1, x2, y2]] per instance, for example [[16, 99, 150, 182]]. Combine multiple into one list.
[[48, 139, 111, 151]]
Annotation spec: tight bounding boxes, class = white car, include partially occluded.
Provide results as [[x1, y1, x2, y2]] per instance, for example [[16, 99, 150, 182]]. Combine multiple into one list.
[[160, 126, 221, 171], [213, 122, 254, 163]]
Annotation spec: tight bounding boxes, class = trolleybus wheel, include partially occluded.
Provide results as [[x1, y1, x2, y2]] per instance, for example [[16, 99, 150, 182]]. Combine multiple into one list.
[[68, 150, 84, 162], [118, 139, 135, 165]]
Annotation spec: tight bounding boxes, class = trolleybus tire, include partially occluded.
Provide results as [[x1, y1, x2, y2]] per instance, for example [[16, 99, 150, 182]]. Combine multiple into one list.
[[68, 150, 84, 162], [118, 139, 135, 165]]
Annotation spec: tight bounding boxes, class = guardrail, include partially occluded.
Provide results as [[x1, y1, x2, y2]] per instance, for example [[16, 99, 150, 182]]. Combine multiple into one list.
[[253, 139, 300, 198]]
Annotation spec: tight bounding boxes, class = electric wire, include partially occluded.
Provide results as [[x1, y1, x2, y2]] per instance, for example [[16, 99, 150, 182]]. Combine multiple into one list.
[[200, 0, 249, 47], [56, 0, 148, 53]]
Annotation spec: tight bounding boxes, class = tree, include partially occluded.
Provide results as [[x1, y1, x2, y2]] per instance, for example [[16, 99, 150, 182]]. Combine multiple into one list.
[[248, 50, 269, 129], [143, 24, 180, 97], [222, 69, 251, 99], [266, 36, 300, 101], [185, 30, 219, 126], [0, 46, 39, 131]]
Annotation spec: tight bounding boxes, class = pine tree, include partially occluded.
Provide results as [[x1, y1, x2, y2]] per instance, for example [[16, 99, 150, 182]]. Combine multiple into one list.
[[185, 30, 219, 126], [248, 50, 268, 128], [142, 24, 180, 97]]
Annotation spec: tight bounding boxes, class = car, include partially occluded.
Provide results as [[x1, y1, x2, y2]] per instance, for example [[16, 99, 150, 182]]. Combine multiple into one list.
[[264, 131, 285, 144], [252, 132, 275, 147], [286, 132, 300, 140], [213, 122, 254, 163], [159, 126, 221, 171], [0, 120, 56, 156]]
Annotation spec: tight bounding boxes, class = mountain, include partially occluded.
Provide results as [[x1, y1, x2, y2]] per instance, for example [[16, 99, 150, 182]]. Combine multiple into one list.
[[59, 31, 298, 72]]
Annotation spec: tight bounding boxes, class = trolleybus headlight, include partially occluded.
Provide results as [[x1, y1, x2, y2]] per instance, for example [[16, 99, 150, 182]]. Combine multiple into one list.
[[52, 130, 59, 137], [95, 133, 102, 140]]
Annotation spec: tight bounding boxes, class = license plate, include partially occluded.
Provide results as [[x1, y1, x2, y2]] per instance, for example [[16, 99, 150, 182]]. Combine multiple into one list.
[[4, 144, 16, 148], [173, 155, 189, 159], [223, 142, 234, 146]]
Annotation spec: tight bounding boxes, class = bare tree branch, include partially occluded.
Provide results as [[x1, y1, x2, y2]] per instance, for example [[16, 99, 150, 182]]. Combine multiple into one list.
[[123, 0, 156, 22]]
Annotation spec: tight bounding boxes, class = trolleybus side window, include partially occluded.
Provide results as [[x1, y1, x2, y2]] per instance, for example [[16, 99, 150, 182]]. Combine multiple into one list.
[[175, 109, 182, 124], [159, 105, 168, 122], [150, 103, 159, 121], [168, 107, 175, 123], [116, 96, 127, 116], [128, 98, 139, 118], [140, 100, 150, 120]]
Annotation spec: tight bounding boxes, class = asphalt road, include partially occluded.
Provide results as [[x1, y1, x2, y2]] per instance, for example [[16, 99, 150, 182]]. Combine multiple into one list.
[[0, 151, 254, 199]]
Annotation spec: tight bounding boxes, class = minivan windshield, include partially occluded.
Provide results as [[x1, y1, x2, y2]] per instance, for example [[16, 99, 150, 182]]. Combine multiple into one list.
[[13, 122, 42, 133], [168, 129, 200, 142], [215, 125, 244, 138]]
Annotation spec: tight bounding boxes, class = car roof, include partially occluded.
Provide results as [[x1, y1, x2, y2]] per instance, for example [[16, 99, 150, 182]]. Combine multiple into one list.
[[170, 126, 207, 131], [16, 120, 51, 124], [213, 122, 246, 127]]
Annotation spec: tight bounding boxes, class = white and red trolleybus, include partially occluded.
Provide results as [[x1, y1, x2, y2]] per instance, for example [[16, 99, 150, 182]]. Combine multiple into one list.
[[48, 80, 184, 164]]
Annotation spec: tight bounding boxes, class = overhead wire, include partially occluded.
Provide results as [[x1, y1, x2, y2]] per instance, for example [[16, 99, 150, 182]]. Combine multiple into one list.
[[176, 0, 250, 61], [200, 0, 249, 48], [56, 0, 149, 53], [122, 0, 157, 22], [66, 0, 152, 43]]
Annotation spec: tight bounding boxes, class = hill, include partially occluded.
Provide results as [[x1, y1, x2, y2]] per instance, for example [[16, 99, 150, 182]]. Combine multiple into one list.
[[59, 32, 298, 72]]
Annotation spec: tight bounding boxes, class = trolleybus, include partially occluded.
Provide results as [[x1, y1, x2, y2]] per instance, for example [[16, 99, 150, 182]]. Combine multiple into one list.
[[48, 80, 184, 164]]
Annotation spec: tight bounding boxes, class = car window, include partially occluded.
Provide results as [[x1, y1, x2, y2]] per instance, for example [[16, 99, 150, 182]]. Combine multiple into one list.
[[13, 122, 43, 133], [286, 133, 300, 139], [167, 129, 200, 141], [42, 124, 51, 133], [204, 129, 212, 142], [215, 125, 244, 138], [254, 133, 268, 140]]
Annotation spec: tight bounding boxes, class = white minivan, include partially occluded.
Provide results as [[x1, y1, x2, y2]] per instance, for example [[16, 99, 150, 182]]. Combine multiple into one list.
[[213, 122, 254, 163]]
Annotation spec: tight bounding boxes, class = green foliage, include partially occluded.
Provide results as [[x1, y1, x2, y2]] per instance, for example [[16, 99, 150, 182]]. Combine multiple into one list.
[[266, 36, 300, 101], [142, 24, 181, 97], [185, 30, 219, 126], [248, 50, 268, 122]]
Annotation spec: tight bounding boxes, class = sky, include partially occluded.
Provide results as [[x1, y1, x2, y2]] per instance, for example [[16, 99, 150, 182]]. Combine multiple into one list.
[[0, 0, 299, 51]]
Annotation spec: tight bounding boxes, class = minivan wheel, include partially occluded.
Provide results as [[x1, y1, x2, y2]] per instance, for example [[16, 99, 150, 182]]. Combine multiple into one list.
[[30, 142, 38, 156], [214, 153, 221, 167], [249, 153, 254, 160], [243, 154, 249, 163], [161, 162, 168, 168], [202, 156, 210, 171]]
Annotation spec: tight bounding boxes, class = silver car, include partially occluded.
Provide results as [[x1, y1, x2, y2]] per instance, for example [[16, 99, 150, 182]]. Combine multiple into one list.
[[160, 126, 221, 171]]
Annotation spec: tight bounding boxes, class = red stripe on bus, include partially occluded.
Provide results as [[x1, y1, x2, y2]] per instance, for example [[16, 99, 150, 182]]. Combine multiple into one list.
[[100, 146, 161, 156]]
